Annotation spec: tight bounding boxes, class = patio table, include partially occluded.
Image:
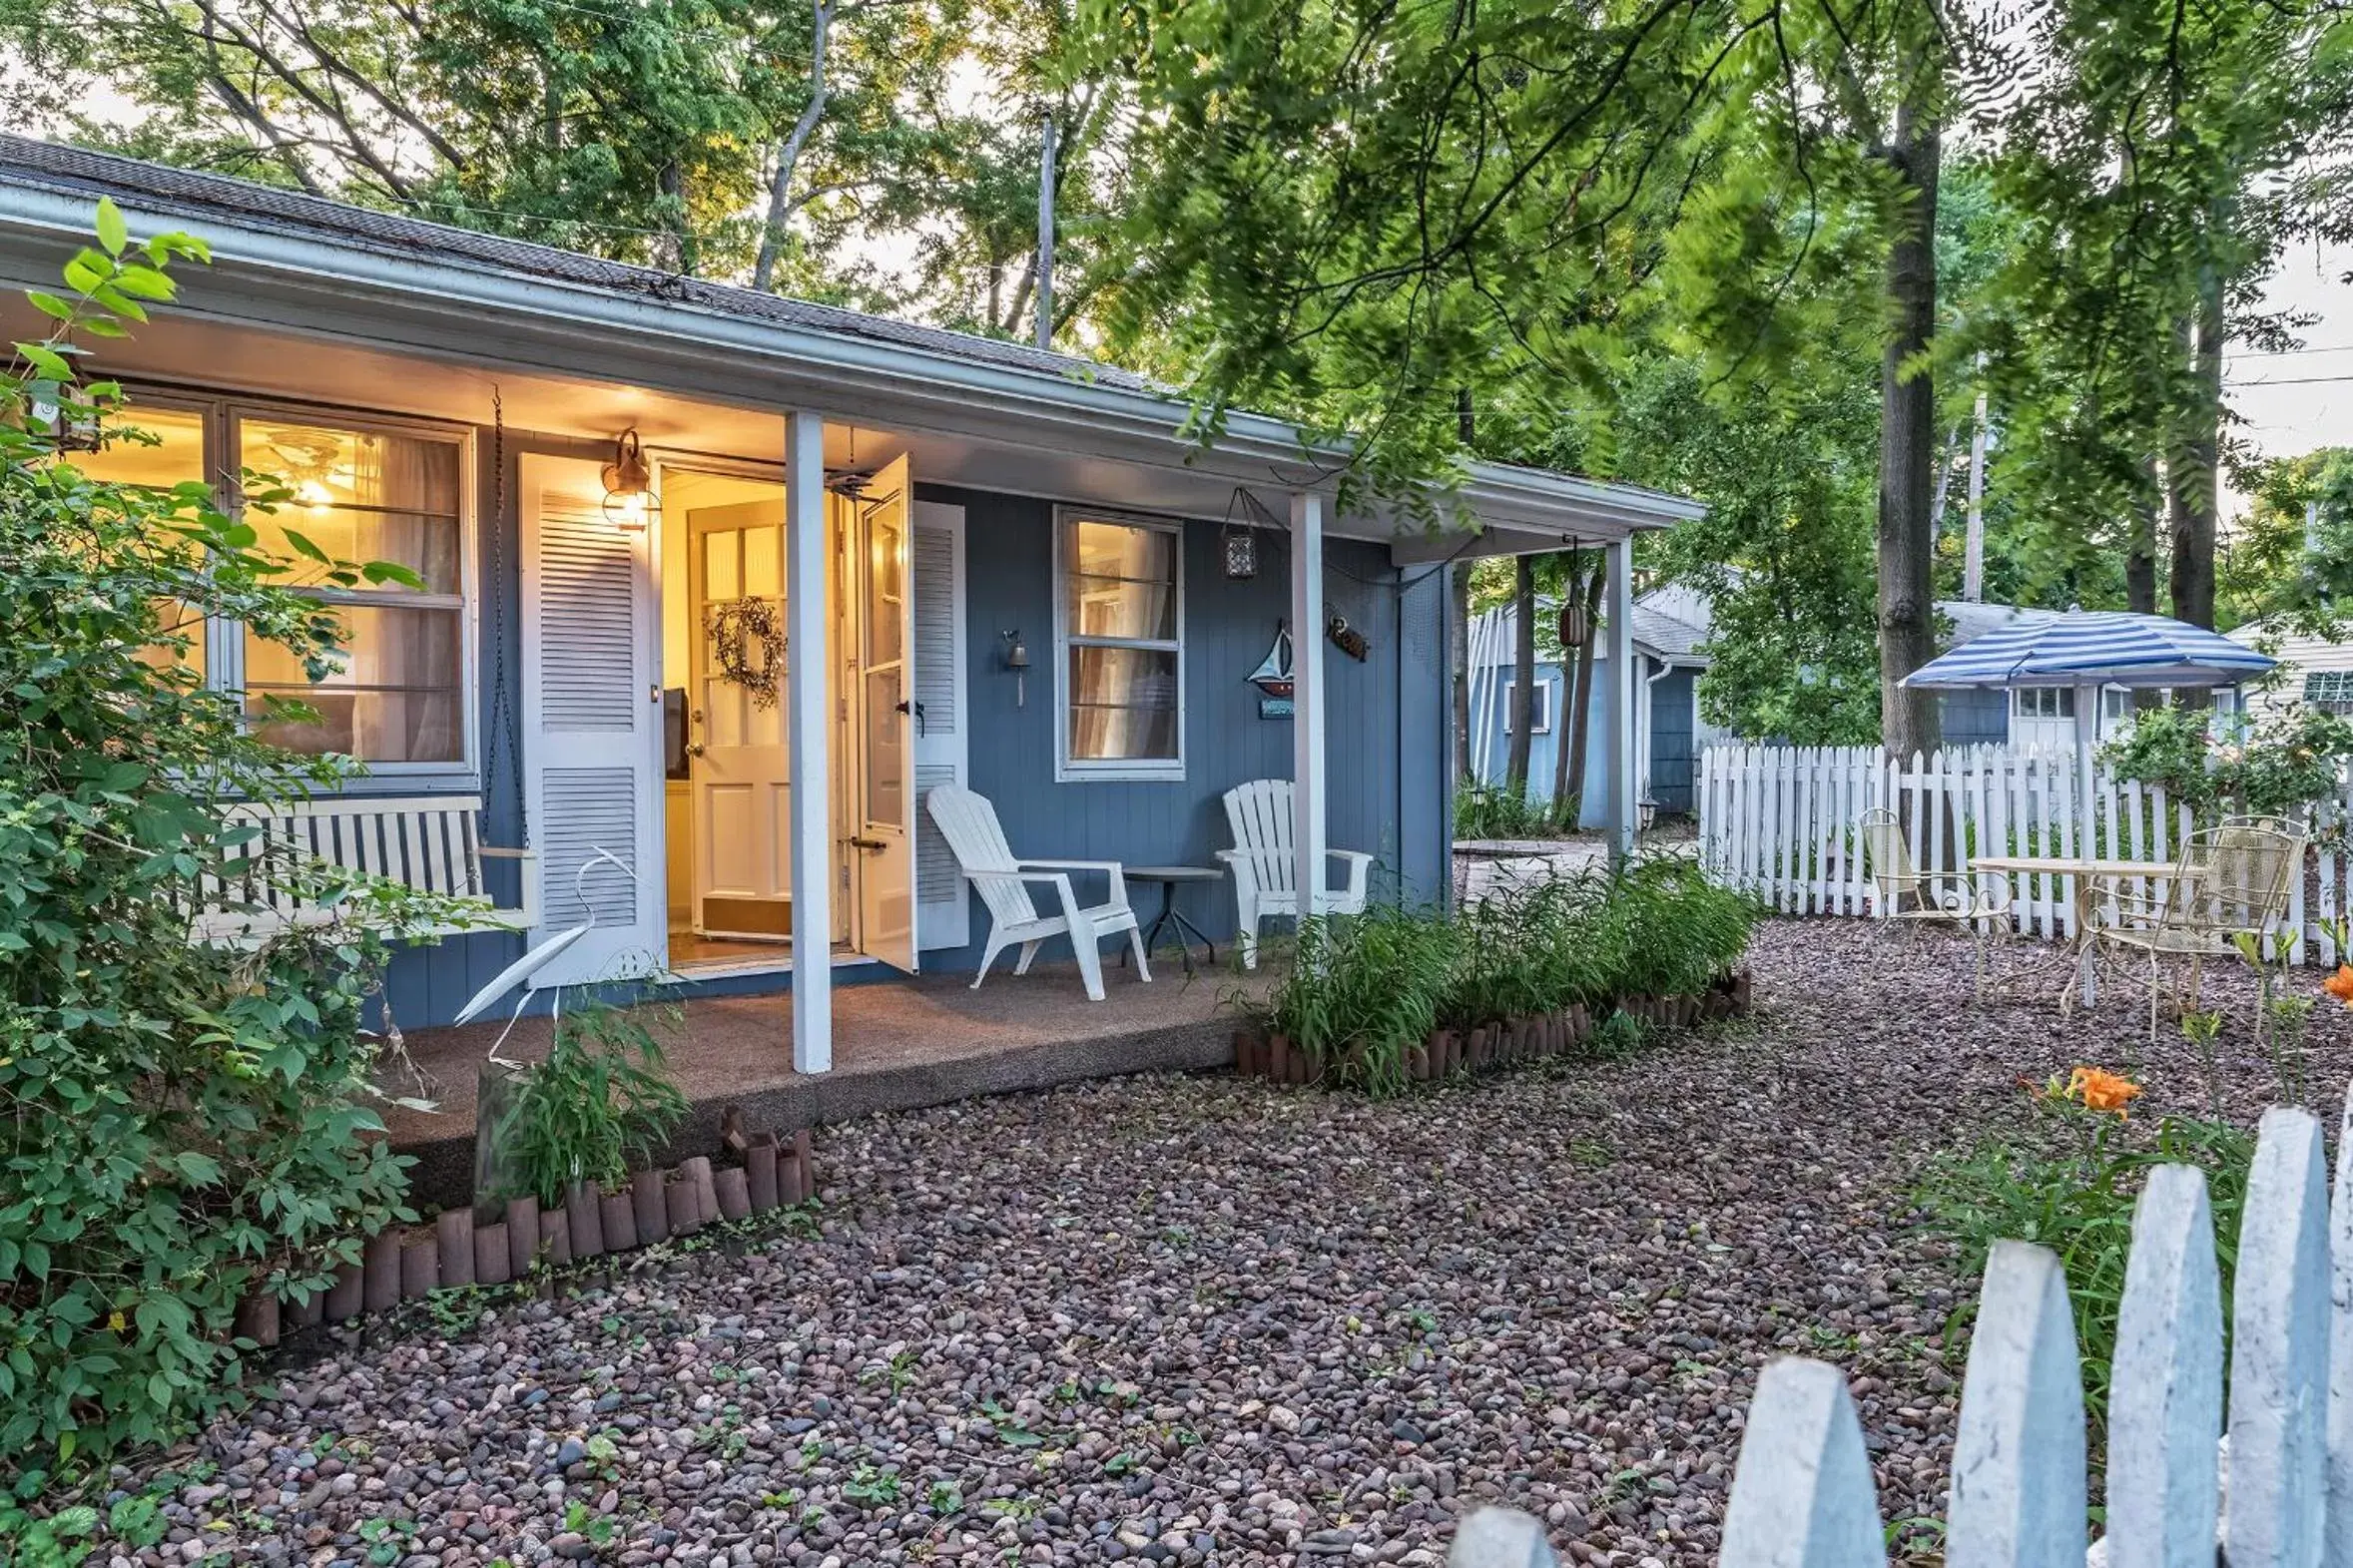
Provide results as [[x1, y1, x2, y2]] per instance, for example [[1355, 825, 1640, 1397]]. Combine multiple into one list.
[[1969, 854, 2198, 1007], [1122, 865, 1225, 977]]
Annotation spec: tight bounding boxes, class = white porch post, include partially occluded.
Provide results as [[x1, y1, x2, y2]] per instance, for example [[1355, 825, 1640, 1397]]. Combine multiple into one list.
[[1606, 535, 1637, 867], [784, 410, 833, 1073], [1291, 491, 1327, 923]]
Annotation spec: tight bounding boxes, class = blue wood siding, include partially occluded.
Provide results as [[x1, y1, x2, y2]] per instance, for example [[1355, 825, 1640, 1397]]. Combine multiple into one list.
[[1649, 668, 1696, 814], [923, 485, 1447, 974], [1470, 658, 1619, 828], [380, 466, 1451, 1024]]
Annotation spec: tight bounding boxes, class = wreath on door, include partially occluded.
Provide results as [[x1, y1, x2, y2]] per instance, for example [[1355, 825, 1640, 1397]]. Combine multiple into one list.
[[705, 599, 784, 709]]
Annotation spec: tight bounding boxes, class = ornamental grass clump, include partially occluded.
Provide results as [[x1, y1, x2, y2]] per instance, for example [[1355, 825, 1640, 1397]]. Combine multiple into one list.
[[1261, 904, 1458, 1094], [0, 208, 463, 1485]]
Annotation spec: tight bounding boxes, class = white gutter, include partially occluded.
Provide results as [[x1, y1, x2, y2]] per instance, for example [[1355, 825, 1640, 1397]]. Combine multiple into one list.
[[0, 176, 1703, 542]]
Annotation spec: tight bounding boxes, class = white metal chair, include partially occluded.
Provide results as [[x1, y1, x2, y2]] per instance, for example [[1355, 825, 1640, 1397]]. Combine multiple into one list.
[[1218, 779, 1375, 970], [2086, 817, 2303, 1036], [1858, 806, 2012, 999], [923, 784, 1148, 1001]]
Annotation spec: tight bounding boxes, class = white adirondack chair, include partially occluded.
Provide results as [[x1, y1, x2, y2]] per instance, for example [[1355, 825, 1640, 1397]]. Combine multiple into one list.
[[923, 784, 1149, 1001], [1218, 779, 1374, 969]]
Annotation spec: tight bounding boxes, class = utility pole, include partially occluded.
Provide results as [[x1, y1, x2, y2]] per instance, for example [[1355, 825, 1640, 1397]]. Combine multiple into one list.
[[1963, 375, 1988, 602], [1035, 115, 1056, 350]]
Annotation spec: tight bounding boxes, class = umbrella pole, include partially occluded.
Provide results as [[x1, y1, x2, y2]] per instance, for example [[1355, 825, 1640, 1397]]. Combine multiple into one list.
[[2074, 683, 2099, 1008]]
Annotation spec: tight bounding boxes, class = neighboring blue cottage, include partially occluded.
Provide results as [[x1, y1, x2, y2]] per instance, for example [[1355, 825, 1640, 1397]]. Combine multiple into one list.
[[0, 135, 1703, 1067], [1468, 590, 2148, 821]]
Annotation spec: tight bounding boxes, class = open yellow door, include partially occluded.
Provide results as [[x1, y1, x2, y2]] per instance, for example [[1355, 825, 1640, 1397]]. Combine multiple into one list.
[[853, 454, 917, 971]]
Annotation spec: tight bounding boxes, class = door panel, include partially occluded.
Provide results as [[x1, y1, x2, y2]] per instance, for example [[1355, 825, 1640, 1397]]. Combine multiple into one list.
[[910, 501, 970, 952], [520, 455, 665, 988], [854, 455, 917, 972], [688, 498, 794, 939]]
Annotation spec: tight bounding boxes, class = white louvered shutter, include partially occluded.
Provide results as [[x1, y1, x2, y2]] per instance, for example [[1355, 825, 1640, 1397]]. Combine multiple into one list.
[[520, 455, 666, 988], [910, 500, 969, 951]]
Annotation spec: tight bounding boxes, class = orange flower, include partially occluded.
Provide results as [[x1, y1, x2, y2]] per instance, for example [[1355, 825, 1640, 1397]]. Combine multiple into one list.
[[2324, 965, 2353, 1005], [2065, 1066, 2142, 1118]]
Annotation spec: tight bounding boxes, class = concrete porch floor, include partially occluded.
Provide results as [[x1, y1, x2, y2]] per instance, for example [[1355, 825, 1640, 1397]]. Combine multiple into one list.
[[379, 959, 1256, 1210]]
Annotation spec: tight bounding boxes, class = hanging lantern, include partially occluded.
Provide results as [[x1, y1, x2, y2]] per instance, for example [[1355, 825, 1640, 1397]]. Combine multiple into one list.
[[1219, 487, 1260, 580], [1555, 541, 1589, 646]]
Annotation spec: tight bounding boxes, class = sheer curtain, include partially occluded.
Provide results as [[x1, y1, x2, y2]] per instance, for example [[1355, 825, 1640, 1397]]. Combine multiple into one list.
[[354, 433, 462, 761]]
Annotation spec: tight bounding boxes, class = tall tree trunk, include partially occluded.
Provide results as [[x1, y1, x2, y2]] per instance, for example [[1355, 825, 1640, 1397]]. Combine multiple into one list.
[[2169, 281, 2223, 632], [1876, 82, 1942, 763], [1451, 561, 1471, 786], [1556, 555, 1603, 828], [751, 0, 835, 293], [1505, 555, 1535, 793], [2126, 483, 2159, 615]]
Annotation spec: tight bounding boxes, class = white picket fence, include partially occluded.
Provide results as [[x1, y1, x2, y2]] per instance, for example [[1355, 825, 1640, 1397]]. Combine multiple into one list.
[[1695, 743, 2350, 964], [1450, 1086, 2353, 1567]]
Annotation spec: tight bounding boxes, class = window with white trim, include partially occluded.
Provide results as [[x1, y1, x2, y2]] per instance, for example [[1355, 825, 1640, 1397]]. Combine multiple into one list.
[[2014, 687, 2076, 721], [1503, 678, 1554, 735], [235, 416, 469, 765], [1056, 511, 1183, 781], [67, 396, 476, 772]]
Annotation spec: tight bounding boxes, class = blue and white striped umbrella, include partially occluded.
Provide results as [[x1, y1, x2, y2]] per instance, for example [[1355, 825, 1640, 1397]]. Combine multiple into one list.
[[1900, 610, 2273, 692]]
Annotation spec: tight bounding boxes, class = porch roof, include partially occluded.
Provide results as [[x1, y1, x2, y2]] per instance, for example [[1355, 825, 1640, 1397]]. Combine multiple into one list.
[[0, 136, 1702, 558]]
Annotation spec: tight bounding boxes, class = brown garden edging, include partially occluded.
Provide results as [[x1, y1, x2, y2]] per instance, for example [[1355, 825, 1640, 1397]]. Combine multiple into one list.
[[1231, 967, 1754, 1086], [235, 1130, 816, 1348]]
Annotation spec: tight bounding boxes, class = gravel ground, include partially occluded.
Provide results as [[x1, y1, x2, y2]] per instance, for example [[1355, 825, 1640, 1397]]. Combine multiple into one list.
[[89, 920, 2353, 1568]]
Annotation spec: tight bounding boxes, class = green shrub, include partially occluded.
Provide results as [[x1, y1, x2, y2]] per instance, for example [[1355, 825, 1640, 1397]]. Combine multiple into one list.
[[1454, 782, 1560, 840], [496, 995, 690, 1206], [0, 206, 456, 1481], [1916, 1082, 2253, 1431], [2102, 701, 2353, 821], [1248, 850, 1759, 1092]]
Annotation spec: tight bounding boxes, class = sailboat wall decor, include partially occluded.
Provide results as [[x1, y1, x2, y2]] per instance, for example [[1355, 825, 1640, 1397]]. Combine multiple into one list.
[[1249, 624, 1296, 718]]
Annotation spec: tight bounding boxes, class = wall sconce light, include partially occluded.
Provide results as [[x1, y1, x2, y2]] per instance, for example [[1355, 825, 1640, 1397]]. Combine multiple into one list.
[[1000, 629, 1030, 709], [602, 426, 656, 530]]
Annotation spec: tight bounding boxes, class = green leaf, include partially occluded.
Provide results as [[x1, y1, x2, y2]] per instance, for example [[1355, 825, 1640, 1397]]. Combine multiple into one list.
[[95, 197, 129, 257], [108, 263, 176, 302], [24, 289, 73, 321], [359, 561, 425, 589], [13, 342, 72, 380], [173, 1152, 223, 1187], [280, 527, 331, 565]]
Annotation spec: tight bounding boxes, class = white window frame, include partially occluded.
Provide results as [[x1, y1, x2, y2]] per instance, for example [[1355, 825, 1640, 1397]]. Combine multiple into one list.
[[1504, 677, 1555, 736], [1052, 505, 1185, 783], [111, 389, 481, 784]]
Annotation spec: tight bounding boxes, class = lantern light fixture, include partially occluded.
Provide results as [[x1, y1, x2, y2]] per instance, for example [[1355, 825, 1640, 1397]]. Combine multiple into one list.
[[602, 426, 656, 530]]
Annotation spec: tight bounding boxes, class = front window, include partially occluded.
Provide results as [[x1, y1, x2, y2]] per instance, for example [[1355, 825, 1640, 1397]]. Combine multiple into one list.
[[66, 401, 211, 678], [236, 418, 467, 764], [1057, 513, 1182, 780], [2015, 688, 2075, 721]]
